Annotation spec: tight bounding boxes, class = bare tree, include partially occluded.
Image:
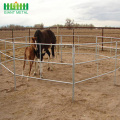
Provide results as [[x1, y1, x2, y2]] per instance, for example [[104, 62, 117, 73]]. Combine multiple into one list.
[[64, 18, 95, 28], [65, 18, 74, 29], [50, 24, 64, 27], [34, 23, 44, 28]]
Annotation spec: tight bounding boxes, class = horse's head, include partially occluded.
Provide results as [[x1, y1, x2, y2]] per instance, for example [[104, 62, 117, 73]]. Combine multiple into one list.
[[31, 37, 37, 51]]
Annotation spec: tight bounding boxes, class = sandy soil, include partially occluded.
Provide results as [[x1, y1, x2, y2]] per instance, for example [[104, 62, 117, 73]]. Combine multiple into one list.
[[0, 47, 120, 120]]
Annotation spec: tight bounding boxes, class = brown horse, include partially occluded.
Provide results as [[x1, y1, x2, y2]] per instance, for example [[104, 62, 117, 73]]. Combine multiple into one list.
[[34, 29, 56, 76], [22, 37, 37, 80]]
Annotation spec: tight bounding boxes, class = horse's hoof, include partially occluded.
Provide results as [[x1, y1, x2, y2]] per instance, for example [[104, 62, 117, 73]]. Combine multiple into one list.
[[27, 78, 29, 81], [27, 84, 30, 87], [48, 67, 50, 71], [33, 72, 37, 76], [40, 75, 43, 79], [21, 77, 23, 80], [49, 67, 53, 71]]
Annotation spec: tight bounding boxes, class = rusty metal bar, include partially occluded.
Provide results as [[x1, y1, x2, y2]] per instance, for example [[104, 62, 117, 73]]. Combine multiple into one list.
[[12, 29, 14, 42], [102, 28, 104, 51], [29, 28, 30, 43]]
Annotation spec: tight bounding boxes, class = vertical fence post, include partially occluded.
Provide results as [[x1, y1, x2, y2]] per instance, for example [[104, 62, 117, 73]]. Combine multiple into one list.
[[72, 44, 75, 102], [73, 28, 74, 45], [4, 39, 7, 65], [25, 36, 28, 47], [110, 38, 112, 57], [29, 28, 30, 43], [96, 37, 99, 76], [0, 52, 2, 75], [97, 43, 99, 75], [12, 29, 13, 41], [39, 44, 42, 78], [78, 36, 79, 53], [12, 38, 16, 90], [102, 28, 104, 51], [60, 36, 62, 62], [57, 26, 59, 55], [114, 41, 117, 85]]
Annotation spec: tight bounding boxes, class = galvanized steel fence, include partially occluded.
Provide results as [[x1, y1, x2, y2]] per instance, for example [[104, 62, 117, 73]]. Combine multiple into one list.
[[0, 35, 120, 101]]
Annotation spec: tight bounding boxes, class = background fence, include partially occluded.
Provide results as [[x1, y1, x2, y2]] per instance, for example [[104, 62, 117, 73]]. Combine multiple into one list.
[[1, 27, 120, 52], [1, 27, 120, 38]]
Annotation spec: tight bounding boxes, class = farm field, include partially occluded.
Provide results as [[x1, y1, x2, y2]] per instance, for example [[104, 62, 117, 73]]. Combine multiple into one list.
[[0, 29, 120, 120]]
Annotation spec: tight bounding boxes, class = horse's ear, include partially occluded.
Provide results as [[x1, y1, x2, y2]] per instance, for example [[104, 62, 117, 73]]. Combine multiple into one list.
[[32, 37, 37, 40], [32, 37, 34, 40]]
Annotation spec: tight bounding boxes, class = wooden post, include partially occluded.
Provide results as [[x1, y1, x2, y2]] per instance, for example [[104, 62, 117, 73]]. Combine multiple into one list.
[[102, 28, 104, 51], [73, 28, 74, 45], [12, 29, 14, 42], [29, 28, 30, 43], [57, 26, 59, 55]]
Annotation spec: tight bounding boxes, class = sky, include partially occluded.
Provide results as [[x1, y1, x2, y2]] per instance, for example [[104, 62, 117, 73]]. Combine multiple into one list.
[[0, 0, 120, 27]]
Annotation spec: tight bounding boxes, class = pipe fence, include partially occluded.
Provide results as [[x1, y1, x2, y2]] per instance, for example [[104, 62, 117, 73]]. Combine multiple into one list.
[[0, 35, 120, 101], [1, 27, 120, 51]]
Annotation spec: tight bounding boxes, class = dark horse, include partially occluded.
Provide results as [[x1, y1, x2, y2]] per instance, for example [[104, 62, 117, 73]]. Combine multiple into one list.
[[34, 29, 56, 76], [34, 29, 56, 59]]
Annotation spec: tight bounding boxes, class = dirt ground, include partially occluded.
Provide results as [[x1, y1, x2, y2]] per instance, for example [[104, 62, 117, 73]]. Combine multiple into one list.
[[0, 45, 120, 120]]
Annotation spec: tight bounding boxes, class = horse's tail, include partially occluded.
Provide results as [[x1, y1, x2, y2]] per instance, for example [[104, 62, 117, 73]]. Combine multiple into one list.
[[52, 30, 56, 58], [46, 30, 56, 58], [51, 45, 55, 58]]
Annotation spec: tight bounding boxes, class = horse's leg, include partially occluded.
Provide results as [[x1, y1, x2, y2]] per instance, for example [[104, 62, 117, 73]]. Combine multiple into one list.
[[50, 45, 55, 70], [37, 59, 40, 75], [34, 57, 37, 75], [55, 45, 57, 59], [27, 61, 33, 81], [51, 45, 55, 58], [27, 61, 31, 81], [35, 58, 43, 78], [22, 60, 25, 76], [27, 61, 34, 81], [22, 54, 26, 79], [40, 61, 43, 78], [46, 49, 50, 70]]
